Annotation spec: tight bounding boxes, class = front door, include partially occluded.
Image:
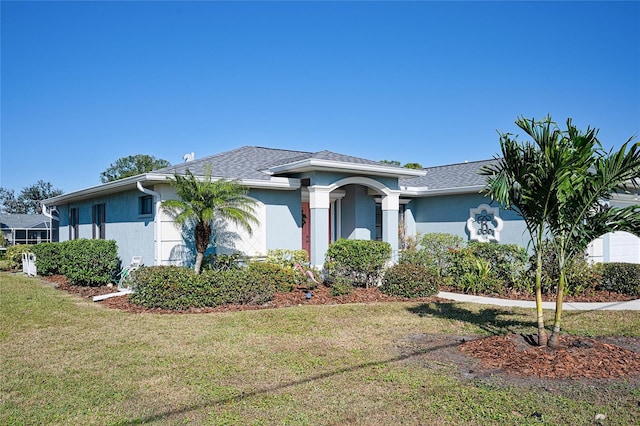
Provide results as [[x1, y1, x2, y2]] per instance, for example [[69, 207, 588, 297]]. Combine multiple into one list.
[[302, 202, 311, 258]]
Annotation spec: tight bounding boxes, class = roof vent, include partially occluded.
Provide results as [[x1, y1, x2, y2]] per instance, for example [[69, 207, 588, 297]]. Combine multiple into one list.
[[183, 152, 195, 162]]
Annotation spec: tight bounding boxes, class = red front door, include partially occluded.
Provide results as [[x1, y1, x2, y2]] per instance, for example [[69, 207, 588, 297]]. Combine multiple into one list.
[[302, 202, 311, 258]]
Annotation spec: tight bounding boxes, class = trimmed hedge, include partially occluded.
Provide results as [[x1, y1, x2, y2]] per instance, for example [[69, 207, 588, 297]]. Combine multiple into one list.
[[596, 262, 640, 296], [380, 263, 441, 298], [128, 266, 276, 310], [13, 239, 119, 286], [324, 239, 391, 288]]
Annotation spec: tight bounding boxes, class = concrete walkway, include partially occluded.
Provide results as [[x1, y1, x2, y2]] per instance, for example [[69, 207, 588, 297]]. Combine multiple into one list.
[[436, 291, 640, 311]]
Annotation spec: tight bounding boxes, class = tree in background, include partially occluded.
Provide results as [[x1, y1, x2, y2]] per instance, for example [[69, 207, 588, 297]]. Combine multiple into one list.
[[161, 167, 258, 274], [0, 181, 63, 214], [100, 155, 171, 183], [380, 160, 423, 169]]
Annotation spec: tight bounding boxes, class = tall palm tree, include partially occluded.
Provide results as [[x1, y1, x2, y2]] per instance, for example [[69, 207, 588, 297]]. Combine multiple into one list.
[[481, 115, 568, 346], [161, 167, 258, 274], [483, 116, 640, 348], [545, 133, 640, 348]]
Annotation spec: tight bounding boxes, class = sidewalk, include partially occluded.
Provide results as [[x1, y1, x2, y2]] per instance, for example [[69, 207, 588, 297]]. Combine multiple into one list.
[[437, 291, 640, 311]]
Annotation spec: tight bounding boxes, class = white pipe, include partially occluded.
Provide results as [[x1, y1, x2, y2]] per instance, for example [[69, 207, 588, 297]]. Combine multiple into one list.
[[137, 182, 162, 266], [41, 203, 58, 242]]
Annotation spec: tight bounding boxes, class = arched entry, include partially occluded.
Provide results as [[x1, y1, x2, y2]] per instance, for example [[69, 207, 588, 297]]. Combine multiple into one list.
[[304, 177, 400, 266]]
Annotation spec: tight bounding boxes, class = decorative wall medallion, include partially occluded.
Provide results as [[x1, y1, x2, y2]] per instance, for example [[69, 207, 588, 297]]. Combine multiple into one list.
[[466, 204, 503, 242]]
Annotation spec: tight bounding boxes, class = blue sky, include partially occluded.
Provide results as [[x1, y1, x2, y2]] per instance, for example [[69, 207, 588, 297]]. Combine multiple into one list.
[[2, 1, 639, 194]]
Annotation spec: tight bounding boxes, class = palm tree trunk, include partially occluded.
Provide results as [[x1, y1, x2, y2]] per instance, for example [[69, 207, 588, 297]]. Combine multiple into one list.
[[548, 265, 565, 349], [194, 252, 204, 274], [534, 236, 548, 346], [535, 264, 548, 346]]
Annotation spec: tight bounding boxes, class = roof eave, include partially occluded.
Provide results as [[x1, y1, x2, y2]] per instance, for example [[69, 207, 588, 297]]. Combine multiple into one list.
[[268, 159, 426, 177], [401, 185, 485, 197]]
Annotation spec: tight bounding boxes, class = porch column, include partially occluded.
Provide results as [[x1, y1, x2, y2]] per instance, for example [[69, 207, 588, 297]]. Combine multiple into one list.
[[382, 192, 400, 262], [309, 185, 331, 267]]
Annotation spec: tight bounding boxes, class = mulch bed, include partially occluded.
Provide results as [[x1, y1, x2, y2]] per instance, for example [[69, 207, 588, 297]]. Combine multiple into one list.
[[459, 334, 640, 379], [42, 274, 640, 381]]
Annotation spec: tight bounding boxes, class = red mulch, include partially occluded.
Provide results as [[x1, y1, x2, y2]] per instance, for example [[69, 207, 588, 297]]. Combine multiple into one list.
[[459, 334, 640, 380], [43, 274, 640, 381]]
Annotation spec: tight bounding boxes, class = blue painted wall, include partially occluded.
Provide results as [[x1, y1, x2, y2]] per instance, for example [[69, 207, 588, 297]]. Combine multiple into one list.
[[408, 193, 530, 247], [57, 189, 155, 267], [340, 185, 376, 240], [249, 189, 302, 251]]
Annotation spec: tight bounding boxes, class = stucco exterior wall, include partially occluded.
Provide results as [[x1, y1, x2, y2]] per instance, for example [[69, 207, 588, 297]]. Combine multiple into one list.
[[340, 185, 376, 240], [57, 189, 156, 267], [408, 192, 530, 247]]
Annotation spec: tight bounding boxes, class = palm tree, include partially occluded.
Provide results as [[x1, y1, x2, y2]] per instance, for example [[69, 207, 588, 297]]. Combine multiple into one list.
[[161, 167, 258, 274], [481, 115, 568, 346], [545, 131, 640, 348], [483, 116, 640, 348]]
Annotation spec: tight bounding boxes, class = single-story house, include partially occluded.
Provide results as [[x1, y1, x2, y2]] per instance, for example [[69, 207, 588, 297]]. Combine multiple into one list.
[[43, 146, 640, 267], [0, 213, 58, 246]]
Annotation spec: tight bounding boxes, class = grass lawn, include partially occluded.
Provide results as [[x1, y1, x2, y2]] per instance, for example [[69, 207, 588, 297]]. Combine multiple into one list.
[[1, 271, 639, 425]]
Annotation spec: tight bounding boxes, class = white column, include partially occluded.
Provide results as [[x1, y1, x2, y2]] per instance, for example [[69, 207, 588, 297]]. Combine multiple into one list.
[[308, 186, 331, 267], [382, 192, 400, 261]]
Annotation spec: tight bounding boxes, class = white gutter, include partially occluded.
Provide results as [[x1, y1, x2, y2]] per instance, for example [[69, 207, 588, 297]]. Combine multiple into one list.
[[137, 182, 162, 266], [41, 203, 58, 243], [400, 185, 485, 197]]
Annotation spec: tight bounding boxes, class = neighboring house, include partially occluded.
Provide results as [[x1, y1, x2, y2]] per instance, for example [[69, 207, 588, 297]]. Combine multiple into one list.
[[0, 213, 58, 246], [42, 146, 640, 267]]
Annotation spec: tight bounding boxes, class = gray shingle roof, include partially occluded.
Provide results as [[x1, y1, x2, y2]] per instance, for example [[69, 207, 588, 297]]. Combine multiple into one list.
[[155, 146, 397, 180], [155, 146, 312, 180], [400, 159, 498, 190], [0, 214, 51, 230]]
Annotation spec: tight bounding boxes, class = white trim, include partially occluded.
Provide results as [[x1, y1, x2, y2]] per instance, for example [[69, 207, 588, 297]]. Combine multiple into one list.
[[400, 185, 485, 197], [267, 159, 426, 178]]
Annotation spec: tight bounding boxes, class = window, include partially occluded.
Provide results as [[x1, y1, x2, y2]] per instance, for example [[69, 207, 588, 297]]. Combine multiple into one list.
[[69, 208, 79, 240], [92, 203, 106, 239], [139, 195, 153, 216]]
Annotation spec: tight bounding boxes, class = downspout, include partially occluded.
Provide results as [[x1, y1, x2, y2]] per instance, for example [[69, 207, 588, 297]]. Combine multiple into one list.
[[41, 203, 58, 242], [137, 182, 162, 266]]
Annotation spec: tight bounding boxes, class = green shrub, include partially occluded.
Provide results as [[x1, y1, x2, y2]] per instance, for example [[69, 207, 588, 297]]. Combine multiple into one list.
[[265, 249, 309, 268], [595, 263, 640, 296], [5, 244, 31, 270], [536, 242, 599, 296], [129, 266, 275, 310], [329, 276, 355, 297], [31, 242, 65, 276], [202, 252, 244, 271], [324, 239, 391, 288], [246, 261, 302, 293], [467, 242, 529, 292], [380, 263, 441, 298], [399, 233, 464, 277], [58, 240, 120, 286], [213, 269, 276, 305]]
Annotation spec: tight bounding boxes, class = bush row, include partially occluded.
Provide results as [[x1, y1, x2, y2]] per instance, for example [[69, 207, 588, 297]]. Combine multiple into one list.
[[6, 240, 119, 286], [399, 233, 639, 297], [129, 265, 279, 310]]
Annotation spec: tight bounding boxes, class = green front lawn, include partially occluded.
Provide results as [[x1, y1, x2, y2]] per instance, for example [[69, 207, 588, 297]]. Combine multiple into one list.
[[1, 272, 638, 425]]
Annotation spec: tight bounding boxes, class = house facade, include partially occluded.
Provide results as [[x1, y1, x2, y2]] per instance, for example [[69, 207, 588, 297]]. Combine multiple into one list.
[[43, 146, 640, 267]]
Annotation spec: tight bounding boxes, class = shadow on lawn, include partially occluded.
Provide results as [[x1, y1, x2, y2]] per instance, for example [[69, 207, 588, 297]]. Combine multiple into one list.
[[407, 301, 537, 336], [116, 340, 461, 425]]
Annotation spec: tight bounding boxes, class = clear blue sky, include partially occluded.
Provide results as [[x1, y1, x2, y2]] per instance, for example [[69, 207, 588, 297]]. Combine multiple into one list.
[[2, 1, 639, 194]]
